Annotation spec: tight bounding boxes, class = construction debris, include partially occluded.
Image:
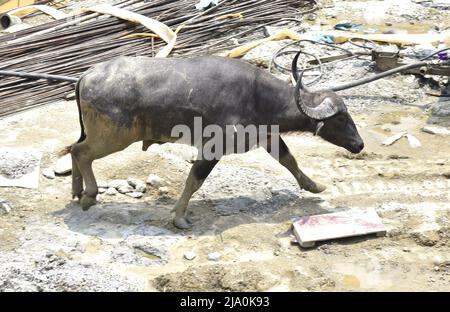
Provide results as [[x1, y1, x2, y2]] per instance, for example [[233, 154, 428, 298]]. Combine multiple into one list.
[[422, 125, 450, 135], [293, 208, 386, 248], [382, 132, 422, 148], [0, 148, 42, 188], [0, 0, 316, 117]]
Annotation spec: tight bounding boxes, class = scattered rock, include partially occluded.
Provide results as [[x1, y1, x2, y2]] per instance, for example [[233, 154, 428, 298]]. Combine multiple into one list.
[[433, 256, 443, 266], [429, 101, 450, 126], [127, 177, 143, 188], [108, 179, 129, 189], [135, 183, 147, 193], [42, 168, 55, 179], [412, 231, 440, 247], [405, 134, 421, 148], [117, 184, 134, 194], [0, 149, 42, 189], [402, 247, 411, 252], [154, 264, 276, 292], [54, 154, 72, 175], [0, 198, 12, 214], [183, 251, 197, 260], [146, 174, 164, 187], [105, 187, 118, 196], [306, 13, 317, 21], [207, 252, 221, 261], [0, 149, 40, 179], [0, 253, 139, 291], [432, 101, 450, 117], [422, 126, 450, 135], [125, 192, 143, 199], [382, 131, 407, 146], [388, 154, 410, 160], [434, 266, 440, 272], [98, 187, 106, 194], [158, 187, 169, 195], [97, 181, 109, 188]]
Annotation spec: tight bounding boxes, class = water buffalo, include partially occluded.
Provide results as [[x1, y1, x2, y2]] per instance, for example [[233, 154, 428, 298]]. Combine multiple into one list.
[[66, 53, 364, 229]]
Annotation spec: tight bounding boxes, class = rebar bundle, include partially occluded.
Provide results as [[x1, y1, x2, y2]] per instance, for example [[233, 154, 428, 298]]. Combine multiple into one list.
[[0, 0, 316, 117]]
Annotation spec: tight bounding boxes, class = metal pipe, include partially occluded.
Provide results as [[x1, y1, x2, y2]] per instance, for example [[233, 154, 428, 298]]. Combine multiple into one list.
[[330, 61, 429, 92], [0, 13, 22, 30], [0, 70, 78, 82]]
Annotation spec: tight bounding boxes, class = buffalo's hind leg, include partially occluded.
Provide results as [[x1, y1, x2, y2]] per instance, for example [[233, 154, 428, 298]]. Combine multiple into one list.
[[71, 133, 133, 210], [266, 136, 326, 193], [71, 141, 99, 210], [172, 159, 219, 229], [71, 153, 83, 200]]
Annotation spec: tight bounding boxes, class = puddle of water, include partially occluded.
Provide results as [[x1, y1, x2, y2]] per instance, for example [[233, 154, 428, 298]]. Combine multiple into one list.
[[342, 274, 361, 288], [333, 260, 393, 290]]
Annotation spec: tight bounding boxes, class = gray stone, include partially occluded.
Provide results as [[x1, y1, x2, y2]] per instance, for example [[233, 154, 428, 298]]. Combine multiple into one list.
[[0, 149, 40, 179], [127, 177, 144, 188], [0, 198, 12, 214], [97, 181, 109, 188], [422, 126, 450, 135], [54, 154, 72, 175], [432, 101, 450, 117], [207, 252, 221, 261], [105, 187, 118, 196], [135, 183, 147, 193], [117, 184, 134, 194], [306, 13, 317, 21], [108, 179, 129, 189], [42, 168, 55, 179], [433, 256, 443, 266], [183, 251, 197, 260], [146, 174, 164, 187], [98, 187, 106, 194], [158, 187, 169, 195], [125, 192, 143, 199], [429, 101, 450, 126]]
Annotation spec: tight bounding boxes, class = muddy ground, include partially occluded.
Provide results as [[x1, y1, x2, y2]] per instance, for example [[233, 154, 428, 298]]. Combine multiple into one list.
[[1, 0, 450, 291]]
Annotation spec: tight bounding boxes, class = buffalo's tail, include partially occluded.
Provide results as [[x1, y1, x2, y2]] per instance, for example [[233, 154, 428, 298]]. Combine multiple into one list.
[[58, 78, 86, 156]]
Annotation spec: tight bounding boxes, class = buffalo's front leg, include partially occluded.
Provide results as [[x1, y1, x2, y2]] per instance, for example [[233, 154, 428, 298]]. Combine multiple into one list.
[[267, 137, 326, 193], [172, 159, 219, 229]]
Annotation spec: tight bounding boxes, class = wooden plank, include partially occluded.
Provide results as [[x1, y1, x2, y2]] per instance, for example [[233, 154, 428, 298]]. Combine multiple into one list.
[[293, 208, 386, 248]]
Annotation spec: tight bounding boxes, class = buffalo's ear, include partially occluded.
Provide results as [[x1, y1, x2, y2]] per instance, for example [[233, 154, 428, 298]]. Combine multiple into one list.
[[314, 121, 324, 136]]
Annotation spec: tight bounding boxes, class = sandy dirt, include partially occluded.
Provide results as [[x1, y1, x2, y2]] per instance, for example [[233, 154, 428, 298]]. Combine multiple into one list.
[[0, 0, 449, 291]]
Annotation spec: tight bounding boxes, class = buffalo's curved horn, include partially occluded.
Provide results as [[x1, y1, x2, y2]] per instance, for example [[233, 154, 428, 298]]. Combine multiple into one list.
[[300, 97, 343, 120], [292, 51, 342, 120], [291, 51, 310, 92]]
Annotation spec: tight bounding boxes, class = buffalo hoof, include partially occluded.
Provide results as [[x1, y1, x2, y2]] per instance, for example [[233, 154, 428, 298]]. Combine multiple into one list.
[[80, 194, 96, 211], [173, 216, 193, 229], [72, 191, 83, 200], [305, 182, 326, 193]]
